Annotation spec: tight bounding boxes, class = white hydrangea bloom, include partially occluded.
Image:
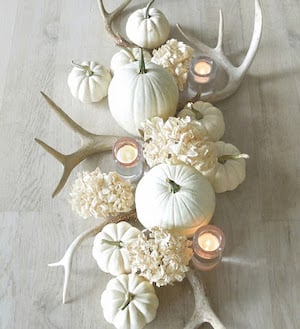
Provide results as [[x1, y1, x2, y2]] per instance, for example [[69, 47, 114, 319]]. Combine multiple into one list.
[[142, 116, 217, 177], [126, 227, 193, 287], [151, 38, 194, 91], [70, 168, 134, 219]]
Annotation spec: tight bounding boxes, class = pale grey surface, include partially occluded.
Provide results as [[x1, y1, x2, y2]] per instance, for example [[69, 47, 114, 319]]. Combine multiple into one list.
[[0, 0, 299, 328]]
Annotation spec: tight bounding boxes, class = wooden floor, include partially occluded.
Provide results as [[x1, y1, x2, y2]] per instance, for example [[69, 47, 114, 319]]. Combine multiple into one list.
[[0, 0, 299, 328]]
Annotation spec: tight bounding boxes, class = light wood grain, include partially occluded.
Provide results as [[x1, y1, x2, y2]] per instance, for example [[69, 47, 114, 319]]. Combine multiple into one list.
[[0, 0, 299, 328]]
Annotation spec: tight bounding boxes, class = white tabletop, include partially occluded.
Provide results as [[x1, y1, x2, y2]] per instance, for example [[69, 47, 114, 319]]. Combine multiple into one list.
[[1, 0, 299, 328]]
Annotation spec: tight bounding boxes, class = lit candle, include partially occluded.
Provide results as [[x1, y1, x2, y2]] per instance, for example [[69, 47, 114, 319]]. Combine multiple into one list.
[[192, 225, 225, 271], [116, 144, 138, 164], [198, 232, 220, 252], [189, 56, 216, 84], [113, 137, 143, 182]]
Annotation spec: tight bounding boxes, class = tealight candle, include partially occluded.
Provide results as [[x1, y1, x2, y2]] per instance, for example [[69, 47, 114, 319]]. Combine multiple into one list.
[[189, 56, 217, 84], [191, 225, 225, 271], [113, 137, 143, 182]]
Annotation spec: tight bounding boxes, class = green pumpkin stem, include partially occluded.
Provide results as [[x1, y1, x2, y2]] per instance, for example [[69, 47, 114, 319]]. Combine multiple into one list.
[[187, 102, 204, 120], [218, 153, 250, 164], [145, 0, 155, 19], [71, 61, 94, 76], [139, 48, 147, 74], [120, 292, 135, 310], [167, 178, 181, 194], [101, 239, 124, 248]]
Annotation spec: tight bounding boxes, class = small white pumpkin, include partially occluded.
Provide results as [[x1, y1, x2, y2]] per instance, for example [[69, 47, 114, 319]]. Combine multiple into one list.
[[126, 0, 170, 49], [101, 273, 159, 329], [177, 101, 225, 141], [108, 51, 178, 136], [110, 48, 151, 73], [67, 61, 111, 103], [92, 222, 140, 276], [210, 141, 249, 193], [135, 164, 216, 237]]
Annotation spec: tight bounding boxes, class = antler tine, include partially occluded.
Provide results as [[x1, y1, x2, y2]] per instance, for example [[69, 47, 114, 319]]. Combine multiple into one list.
[[35, 93, 120, 197], [97, 0, 136, 48], [237, 0, 263, 74], [184, 270, 226, 329], [215, 10, 224, 52], [40, 91, 96, 140], [177, 0, 262, 103]]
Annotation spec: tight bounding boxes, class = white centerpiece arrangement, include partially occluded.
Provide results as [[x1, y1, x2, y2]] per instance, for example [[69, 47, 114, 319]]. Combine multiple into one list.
[[36, 0, 263, 328]]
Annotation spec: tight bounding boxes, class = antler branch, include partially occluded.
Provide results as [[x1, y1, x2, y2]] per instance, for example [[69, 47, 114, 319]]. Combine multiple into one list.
[[177, 0, 263, 103], [185, 270, 226, 329], [96, 0, 136, 48], [35, 92, 120, 197], [49, 209, 137, 304]]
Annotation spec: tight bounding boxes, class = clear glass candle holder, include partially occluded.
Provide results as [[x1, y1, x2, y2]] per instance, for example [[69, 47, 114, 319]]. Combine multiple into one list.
[[191, 225, 225, 271], [113, 137, 144, 182], [188, 55, 218, 96]]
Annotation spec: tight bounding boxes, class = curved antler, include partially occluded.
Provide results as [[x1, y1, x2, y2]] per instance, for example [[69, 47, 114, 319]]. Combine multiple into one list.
[[96, 0, 136, 48], [185, 270, 226, 329], [35, 92, 120, 197], [177, 0, 263, 103]]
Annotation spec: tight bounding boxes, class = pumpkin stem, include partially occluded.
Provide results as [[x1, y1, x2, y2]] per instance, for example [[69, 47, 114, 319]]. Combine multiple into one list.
[[101, 238, 124, 248], [120, 292, 135, 310], [71, 60, 94, 76], [187, 102, 204, 120], [145, 0, 155, 19], [218, 153, 250, 164], [139, 48, 147, 74], [167, 178, 181, 193]]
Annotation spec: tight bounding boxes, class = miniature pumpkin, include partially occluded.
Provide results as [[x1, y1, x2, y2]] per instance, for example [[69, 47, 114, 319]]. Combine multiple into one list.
[[126, 0, 170, 49], [92, 222, 141, 276], [209, 141, 249, 193], [101, 273, 159, 329], [110, 48, 151, 73], [135, 164, 216, 237], [108, 51, 178, 136], [177, 101, 225, 141], [67, 61, 111, 103]]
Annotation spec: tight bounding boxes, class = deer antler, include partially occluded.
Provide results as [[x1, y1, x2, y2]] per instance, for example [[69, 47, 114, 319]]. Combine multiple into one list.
[[96, 0, 136, 48], [185, 270, 226, 329], [49, 209, 137, 304], [35, 92, 120, 197], [177, 0, 263, 103]]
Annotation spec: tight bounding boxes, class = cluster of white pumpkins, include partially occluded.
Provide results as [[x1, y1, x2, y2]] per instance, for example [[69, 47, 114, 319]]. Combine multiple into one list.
[[67, 0, 249, 237]]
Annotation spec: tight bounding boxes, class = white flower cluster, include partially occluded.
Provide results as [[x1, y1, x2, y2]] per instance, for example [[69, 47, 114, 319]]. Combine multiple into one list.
[[70, 168, 134, 219], [126, 227, 192, 287], [142, 116, 217, 177], [151, 38, 194, 91]]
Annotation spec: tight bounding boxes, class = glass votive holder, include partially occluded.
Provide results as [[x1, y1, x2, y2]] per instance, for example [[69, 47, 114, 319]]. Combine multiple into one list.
[[113, 137, 144, 182], [188, 55, 217, 94], [191, 225, 225, 271]]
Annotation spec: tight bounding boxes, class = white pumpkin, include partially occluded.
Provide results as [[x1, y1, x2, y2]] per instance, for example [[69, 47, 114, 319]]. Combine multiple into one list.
[[108, 53, 178, 136], [210, 141, 249, 193], [67, 61, 111, 103], [177, 101, 225, 141], [110, 48, 151, 73], [126, 0, 170, 49], [101, 273, 159, 329], [92, 222, 141, 276], [135, 164, 216, 237]]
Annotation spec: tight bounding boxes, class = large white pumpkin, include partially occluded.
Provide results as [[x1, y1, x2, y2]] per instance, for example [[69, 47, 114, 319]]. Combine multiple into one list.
[[108, 58, 178, 136], [135, 164, 216, 237], [101, 273, 159, 329]]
